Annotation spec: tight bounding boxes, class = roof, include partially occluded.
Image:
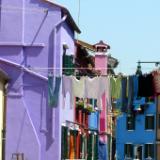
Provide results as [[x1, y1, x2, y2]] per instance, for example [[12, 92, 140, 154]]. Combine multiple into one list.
[[76, 40, 95, 52], [94, 40, 110, 49], [44, 0, 81, 33], [76, 39, 118, 69]]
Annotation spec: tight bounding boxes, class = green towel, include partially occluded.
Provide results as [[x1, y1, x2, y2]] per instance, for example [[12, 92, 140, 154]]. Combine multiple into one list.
[[48, 75, 61, 107]]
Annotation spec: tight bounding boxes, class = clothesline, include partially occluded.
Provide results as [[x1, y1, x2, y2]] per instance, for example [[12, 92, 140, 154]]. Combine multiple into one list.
[[27, 67, 116, 70]]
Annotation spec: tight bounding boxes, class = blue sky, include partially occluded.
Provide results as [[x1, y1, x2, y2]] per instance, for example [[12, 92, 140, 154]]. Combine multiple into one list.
[[56, 0, 160, 74]]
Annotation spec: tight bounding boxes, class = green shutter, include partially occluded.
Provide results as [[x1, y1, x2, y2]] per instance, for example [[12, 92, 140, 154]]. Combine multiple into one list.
[[87, 133, 93, 160], [63, 55, 75, 75], [61, 126, 68, 159], [94, 134, 98, 160]]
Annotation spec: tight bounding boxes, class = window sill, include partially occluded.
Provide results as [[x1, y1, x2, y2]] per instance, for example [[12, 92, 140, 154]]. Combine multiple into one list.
[[145, 129, 154, 131]]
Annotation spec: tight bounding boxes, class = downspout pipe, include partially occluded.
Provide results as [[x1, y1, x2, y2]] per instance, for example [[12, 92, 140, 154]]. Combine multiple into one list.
[[52, 15, 67, 160], [52, 15, 67, 138], [53, 15, 67, 76], [2, 81, 8, 160]]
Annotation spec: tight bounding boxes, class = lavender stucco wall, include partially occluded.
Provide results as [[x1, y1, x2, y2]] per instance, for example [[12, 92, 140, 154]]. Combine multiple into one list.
[[60, 22, 75, 125], [0, 0, 76, 160]]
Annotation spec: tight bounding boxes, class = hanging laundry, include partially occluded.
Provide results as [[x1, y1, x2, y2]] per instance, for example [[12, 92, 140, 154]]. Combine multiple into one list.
[[88, 111, 99, 129], [152, 70, 160, 95], [62, 75, 73, 108], [133, 75, 138, 98], [72, 76, 109, 110], [48, 75, 61, 107], [106, 77, 112, 110], [138, 74, 154, 97], [86, 76, 108, 110], [98, 140, 107, 160], [127, 76, 134, 113], [97, 76, 109, 110], [121, 77, 128, 112], [85, 77, 99, 99], [72, 76, 85, 98], [110, 76, 122, 99]]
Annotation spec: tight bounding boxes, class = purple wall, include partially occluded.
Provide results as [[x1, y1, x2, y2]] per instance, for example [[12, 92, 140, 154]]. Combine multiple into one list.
[[0, 0, 76, 160]]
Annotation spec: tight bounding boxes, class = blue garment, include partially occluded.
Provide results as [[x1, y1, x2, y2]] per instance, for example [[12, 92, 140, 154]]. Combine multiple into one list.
[[98, 140, 107, 160], [121, 77, 128, 112], [88, 111, 98, 129], [133, 75, 138, 98], [127, 76, 134, 113]]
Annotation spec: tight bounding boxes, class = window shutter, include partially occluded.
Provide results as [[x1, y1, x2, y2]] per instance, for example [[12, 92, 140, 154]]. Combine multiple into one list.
[[151, 144, 154, 158], [61, 126, 69, 159], [127, 115, 135, 130], [145, 116, 148, 129], [145, 144, 154, 158], [124, 144, 133, 158], [145, 115, 154, 130], [130, 144, 133, 158]]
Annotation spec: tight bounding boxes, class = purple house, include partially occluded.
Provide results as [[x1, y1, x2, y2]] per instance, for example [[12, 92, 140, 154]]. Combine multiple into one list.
[[0, 0, 80, 159]]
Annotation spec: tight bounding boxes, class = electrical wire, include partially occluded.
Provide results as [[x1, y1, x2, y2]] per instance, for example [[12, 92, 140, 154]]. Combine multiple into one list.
[[76, 0, 81, 40]]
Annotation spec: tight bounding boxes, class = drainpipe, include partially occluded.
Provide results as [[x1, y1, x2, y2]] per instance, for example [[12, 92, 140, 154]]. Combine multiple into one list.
[[2, 81, 8, 160], [53, 15, 67, 76], [52, 15, 67, 160], [52, 15, 67, 138]]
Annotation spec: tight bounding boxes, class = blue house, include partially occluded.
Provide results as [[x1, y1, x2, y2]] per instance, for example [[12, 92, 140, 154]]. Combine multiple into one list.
[[116, 99, 156, 160]]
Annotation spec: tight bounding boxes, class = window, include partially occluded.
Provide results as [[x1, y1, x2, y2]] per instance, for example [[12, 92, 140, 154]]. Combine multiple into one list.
[[62, 45, 74, 76], [124, 144, 133, 159], [145, 115, 154, 130], [126, 115, 135, 130], [144, 144, 154, 159], [134, 145, 142, 160]]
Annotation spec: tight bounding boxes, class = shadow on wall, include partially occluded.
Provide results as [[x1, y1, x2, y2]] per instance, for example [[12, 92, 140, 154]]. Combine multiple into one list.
[[23, 74, 55, 150], [48, 30, 54, 70]]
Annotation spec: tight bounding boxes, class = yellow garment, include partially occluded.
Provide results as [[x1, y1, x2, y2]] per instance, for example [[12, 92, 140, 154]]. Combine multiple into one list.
[[110, 77, 122, 99], [72, 76, 85, 98]]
